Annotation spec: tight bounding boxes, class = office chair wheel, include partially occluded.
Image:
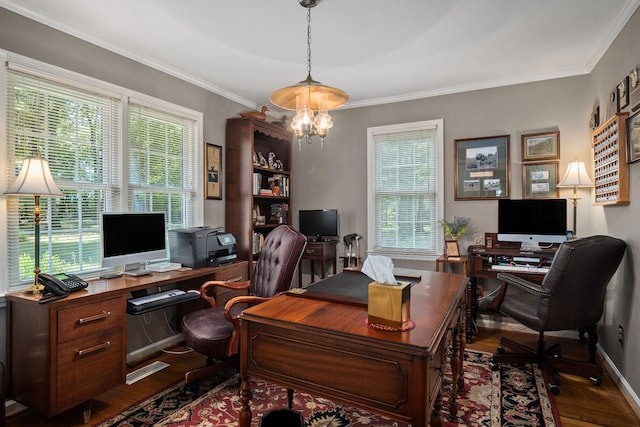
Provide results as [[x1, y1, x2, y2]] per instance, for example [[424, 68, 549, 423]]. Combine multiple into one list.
[[496, 345, 505, 354], [548, 384, 560, 395], [589, 376, 602, 386]]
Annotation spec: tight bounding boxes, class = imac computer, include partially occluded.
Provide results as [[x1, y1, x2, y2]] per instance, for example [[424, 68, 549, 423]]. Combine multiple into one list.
[[497, 199, 568, 251], [299, 209, 339, 241], [100, 212, 168, 276]]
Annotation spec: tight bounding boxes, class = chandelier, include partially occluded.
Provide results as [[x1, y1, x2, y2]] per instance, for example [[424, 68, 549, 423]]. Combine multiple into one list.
[[270, 0, 348, 150]]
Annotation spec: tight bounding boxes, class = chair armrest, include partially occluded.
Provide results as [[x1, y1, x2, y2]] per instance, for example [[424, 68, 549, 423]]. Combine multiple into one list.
[[223, 294, 273, 321], [222, 293, 280, 358], [496, 272, 551, 298], [198, 280, 251, 308]]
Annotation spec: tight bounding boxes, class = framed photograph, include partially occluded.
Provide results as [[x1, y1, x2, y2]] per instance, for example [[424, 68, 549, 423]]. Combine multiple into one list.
[[618, 76, 630, 111], [521, 131, 560, 161], [205, 143, 222, 199], [445, 239, 461, 258], [627, 109, 640, 163], [454, 135, 510, 200], [522, 161, 559, 199], [629, 67, 640, 112]]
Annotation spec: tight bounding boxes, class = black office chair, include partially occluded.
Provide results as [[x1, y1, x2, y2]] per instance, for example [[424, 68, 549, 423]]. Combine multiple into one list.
[[483, 235, 626, 394], [182, 225, 306, 382]]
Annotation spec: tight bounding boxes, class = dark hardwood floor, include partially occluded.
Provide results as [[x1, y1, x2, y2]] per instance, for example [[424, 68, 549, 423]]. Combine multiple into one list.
[[4, 328, 640, 426]]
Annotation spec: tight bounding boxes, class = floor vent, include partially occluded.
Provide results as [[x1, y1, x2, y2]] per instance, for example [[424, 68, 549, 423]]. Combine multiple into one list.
[[126, 360, 170, 385]]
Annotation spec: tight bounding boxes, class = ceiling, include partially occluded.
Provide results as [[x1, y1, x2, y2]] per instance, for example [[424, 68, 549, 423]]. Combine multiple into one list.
[[2, 0, 639, 112]]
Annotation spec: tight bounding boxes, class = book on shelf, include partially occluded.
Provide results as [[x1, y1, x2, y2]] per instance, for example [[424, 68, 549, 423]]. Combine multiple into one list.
[[260, 189, 274, 196], [252, 173, 262, 195], [252, 232, 265, 255]]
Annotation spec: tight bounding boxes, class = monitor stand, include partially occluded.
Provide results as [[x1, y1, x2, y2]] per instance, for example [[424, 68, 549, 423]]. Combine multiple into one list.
[[519, 242, 542, 252], [122, 263, 152, 277]]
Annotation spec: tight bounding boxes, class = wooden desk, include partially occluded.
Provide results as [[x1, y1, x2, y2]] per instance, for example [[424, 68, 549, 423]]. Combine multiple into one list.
[[298, 240, 338, 286], [466, 244, 556, 342], [238, 270, 467, 427], [4, 261, 248, 422]]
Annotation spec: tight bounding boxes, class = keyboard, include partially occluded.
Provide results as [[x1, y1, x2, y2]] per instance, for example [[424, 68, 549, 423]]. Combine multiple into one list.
[[491, 264, 550, 274], [127, 288, 201, 315]]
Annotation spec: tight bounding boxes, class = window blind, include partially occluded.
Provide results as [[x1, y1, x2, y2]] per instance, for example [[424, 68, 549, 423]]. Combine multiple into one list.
[[5, 69, 121, 286], [127, 103, 198, 229], [368, 121, 442, 257]]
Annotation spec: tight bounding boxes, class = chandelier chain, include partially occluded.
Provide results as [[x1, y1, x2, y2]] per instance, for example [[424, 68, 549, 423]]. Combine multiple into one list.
[[306, 8, 312, 76]]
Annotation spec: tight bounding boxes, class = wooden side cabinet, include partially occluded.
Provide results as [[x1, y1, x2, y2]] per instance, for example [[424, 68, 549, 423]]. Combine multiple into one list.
[[298, 240, 338, 286], [6, 292, 126, 420]]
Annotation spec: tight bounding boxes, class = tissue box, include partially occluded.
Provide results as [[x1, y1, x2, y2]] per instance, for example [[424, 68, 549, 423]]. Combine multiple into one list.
[[367, 281, 411, 328]]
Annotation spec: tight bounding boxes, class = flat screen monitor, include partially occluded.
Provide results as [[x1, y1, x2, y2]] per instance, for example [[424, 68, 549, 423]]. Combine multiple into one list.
[[497, 199, 567, 251], [299, 209, 339, 241], [101, 212, 167, 275]]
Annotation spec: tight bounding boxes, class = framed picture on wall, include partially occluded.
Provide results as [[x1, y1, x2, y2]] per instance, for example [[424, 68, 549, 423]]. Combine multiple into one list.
[[454, 135, 510, 200], [618, 75, 630, 111], [627, 109, 640, 163], [521, 131, 560, 161], [205, 143, 222, 199], [522, 161, 559, 199]]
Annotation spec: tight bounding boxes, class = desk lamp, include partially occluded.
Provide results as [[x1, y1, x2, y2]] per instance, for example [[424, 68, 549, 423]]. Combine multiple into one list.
[[5, 151, 63, 293], [557, 160, 593, 237]]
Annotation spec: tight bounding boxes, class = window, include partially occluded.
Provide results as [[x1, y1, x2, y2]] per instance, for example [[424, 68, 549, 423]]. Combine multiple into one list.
[[1, 52, 202, 294], [367, 120, 444, 260]]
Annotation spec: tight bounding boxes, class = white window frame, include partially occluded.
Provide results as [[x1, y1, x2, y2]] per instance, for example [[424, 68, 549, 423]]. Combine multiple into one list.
[[0, 50, 204, 295], [366, 119, 444, 261]]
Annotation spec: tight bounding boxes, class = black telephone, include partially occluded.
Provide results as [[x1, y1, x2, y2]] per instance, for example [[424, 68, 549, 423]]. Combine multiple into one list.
[[39, 272, 89, 297]]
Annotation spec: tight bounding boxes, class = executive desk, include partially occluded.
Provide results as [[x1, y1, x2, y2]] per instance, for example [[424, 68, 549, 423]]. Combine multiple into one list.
[[238, 270, 467, 427], [4, 261, 248, 422]]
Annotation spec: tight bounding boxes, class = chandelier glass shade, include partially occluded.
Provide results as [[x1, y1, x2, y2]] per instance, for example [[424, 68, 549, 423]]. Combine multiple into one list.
[[270, 1, 348, 150]]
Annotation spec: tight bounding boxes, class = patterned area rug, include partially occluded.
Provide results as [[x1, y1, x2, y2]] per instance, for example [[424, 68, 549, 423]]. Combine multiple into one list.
[[93, 351, 560, 427]]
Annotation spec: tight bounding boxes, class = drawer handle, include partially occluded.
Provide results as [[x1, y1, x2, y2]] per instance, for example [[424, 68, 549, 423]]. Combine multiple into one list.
[[226, 276, 243, 282], [77, 341, 111, 357], [78, 311, 111, 325]]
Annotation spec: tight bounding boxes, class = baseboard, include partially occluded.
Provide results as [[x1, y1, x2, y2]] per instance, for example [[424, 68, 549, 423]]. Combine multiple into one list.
[[477, 313, 640, 418], [126, 332, 184, 365]]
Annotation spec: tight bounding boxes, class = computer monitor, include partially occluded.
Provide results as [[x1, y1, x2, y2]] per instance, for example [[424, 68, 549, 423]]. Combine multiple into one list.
[[100, 212, 167, 275], [299, 209, 339, 241], [497, 199, 568, 251]]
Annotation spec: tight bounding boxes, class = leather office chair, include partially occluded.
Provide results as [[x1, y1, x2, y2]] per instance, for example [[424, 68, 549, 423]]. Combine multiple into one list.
[[182, 224, 306, 382], [483, 235, 626, 394]]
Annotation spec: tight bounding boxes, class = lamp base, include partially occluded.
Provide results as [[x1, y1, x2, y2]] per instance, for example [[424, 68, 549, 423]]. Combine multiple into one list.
[[23, 283, 44, 294]]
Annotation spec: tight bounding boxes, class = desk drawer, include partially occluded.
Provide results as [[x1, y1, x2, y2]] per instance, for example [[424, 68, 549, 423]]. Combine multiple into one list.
[[56, 327, 123, 411], [302, 243, 325, 260], [57, 296, 123, 343]]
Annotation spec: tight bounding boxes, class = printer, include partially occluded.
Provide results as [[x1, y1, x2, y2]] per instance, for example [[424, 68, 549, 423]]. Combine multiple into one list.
[[169, 226, 237, 268]]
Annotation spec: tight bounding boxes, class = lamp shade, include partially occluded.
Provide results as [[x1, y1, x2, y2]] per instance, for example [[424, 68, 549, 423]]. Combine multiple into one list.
[[5, 154, 63, 197], [270, 74, 349, 112], [557, 160, 594, 188]]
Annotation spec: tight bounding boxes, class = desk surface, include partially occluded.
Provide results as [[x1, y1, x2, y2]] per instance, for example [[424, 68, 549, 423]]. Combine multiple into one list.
[[5, 266, 228, 305], [239, 270, 467, 426]]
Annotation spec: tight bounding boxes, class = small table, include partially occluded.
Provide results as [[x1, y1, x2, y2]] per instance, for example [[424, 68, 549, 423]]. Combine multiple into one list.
[[435, 255, 467, 276], [298, 240, 338, 286]]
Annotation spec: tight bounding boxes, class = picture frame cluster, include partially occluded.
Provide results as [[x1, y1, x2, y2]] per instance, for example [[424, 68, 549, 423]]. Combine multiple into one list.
[[520, 131, 560, 199]]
